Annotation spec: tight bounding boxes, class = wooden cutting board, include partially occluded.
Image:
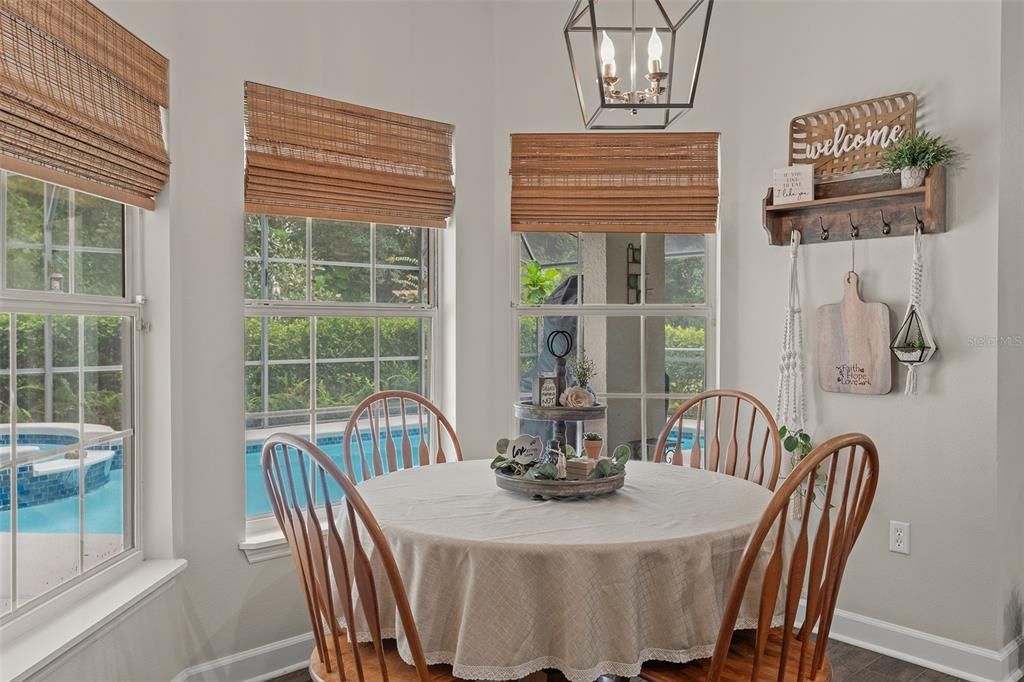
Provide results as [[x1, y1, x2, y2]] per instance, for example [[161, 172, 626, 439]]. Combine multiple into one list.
[[816, 272, 892, 394]]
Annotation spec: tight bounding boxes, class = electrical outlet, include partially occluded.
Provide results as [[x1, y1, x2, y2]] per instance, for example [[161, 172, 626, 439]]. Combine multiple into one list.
[[889, 521, 911, 555]]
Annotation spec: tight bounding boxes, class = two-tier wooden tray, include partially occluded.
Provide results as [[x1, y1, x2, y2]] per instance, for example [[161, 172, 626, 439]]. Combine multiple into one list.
[[514, 401, 607, 452], [513, 401, 607, 422], [494, 470, 625, 500]]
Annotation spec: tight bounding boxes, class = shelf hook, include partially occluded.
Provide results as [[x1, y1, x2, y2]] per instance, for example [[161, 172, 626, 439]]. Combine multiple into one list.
[[913, 206, 925, 235], [848, 213, 860, 240], [819, 216, 829, 241], [879, 209, 892, 235]]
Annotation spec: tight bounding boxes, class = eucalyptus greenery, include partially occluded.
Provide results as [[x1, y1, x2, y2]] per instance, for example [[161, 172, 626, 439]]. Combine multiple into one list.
[[586, 446, 631, 480], [490, 439, 629, 481], [880, 131, 956, 172]]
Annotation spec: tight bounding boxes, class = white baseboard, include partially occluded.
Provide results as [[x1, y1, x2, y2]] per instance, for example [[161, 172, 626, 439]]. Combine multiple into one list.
[[171, 632, 313, 682], [826, 607, 1023, 682], [170, 609, 1024, 682]]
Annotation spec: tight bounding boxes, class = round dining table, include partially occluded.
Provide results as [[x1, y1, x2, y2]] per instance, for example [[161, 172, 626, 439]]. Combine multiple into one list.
[[348, 458, 776, 682]]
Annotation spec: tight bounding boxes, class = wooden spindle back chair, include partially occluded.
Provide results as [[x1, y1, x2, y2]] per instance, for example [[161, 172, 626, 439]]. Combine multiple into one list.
[[642, 433, 880, 682], [343, 390, 461, 483], [262, 433, 450, 682], [654, 389, 783, 490]]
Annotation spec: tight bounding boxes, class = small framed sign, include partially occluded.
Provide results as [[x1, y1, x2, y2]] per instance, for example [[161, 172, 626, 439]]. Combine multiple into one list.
[[538, 376, 559, 407], [532, 372, 555, 404], [773, 165, 814, 205]]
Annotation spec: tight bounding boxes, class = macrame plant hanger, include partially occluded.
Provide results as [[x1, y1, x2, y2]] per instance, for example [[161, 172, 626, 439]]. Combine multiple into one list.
[[890, 224, 937, 395], [776, 229, 807, 434]]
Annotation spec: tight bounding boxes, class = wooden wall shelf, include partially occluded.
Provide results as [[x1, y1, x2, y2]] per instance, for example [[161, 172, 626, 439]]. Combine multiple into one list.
[[762, 166, 945, 246]]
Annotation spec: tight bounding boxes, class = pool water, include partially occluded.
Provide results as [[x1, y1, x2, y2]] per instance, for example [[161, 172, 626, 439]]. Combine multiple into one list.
[[0, 469, 124, 534], [4, 425, 693, 530], [245, 427, 427, 517], [663, 433, 701, 454]]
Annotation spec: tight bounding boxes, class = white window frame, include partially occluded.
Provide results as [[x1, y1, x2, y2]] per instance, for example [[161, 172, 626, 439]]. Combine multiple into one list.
[[509, 231, 718, 457], [243, 216, 438, 536], [0, 170, 145, 625]]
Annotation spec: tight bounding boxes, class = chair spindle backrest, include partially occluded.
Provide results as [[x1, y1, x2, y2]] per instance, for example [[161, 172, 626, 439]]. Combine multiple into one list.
[[262, 433, 432, 681], [707, 433, 880, 682], [654, 389, 783, 490], [343, 390, 461, 483]]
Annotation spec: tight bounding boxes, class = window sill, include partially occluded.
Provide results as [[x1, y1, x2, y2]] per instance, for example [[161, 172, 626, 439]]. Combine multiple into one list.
[[239, 529, 290, 564], [0, 556, 187, 682]]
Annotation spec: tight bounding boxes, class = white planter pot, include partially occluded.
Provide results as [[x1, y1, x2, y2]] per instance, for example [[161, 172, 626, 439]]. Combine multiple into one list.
[[900, 166, 927, 189]]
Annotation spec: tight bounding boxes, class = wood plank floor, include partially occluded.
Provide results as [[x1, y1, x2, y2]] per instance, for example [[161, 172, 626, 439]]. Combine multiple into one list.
[[270, 639, 965, 681]]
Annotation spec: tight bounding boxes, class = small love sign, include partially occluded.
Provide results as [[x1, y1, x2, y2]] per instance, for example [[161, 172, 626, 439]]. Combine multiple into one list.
[[773, 165, 813, 205], [789, 92, 917, 179], [509, 435, 543, 465]]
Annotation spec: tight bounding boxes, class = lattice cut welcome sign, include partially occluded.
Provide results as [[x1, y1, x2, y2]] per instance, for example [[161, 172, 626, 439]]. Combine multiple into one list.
[[789, 93, 917, 179]]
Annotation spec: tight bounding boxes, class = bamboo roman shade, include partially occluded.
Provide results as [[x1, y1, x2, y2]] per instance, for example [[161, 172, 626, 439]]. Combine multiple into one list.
[[510, 133, 720, 233], [244, 82, 455, 229], [0, 0, 170, 209]]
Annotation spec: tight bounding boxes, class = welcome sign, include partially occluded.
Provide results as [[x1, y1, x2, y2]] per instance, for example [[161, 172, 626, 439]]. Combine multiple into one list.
[[789, 93, 917, 179]]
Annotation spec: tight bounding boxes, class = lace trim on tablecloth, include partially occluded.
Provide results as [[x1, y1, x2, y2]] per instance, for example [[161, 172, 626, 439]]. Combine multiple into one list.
[[354, 616, 783, 682]]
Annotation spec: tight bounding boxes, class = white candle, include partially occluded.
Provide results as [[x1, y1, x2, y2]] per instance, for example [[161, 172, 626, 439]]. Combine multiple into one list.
[[600, 31, 616, 78], [647, 27, 663, 73]]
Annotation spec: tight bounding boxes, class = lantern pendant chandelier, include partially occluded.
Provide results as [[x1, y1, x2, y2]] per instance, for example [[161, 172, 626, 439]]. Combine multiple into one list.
[[564, 0, 714, 130]]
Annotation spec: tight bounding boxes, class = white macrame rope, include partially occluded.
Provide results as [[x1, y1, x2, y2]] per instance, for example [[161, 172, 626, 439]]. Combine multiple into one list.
[[776, 231, 806, 431], [903, 227, 926, 396], [910, 227, 924, 308]]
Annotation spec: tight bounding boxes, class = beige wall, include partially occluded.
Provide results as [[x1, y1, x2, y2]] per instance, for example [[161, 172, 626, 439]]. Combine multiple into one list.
[[491, 0, 1007, 649], [41, 1, 1019, 678], [998, 0, 1024, 654]]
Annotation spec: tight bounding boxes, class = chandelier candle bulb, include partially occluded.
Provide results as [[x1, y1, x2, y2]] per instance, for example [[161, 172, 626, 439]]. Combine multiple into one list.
[[600, 31, 617, 78], [647, 28, 663, 74]]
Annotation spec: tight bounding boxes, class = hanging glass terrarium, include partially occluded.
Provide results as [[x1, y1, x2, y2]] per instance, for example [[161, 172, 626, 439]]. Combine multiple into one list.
[[890, 306, 936, 365], [890, 228, 937, 396], [563, 0, 715, 129]]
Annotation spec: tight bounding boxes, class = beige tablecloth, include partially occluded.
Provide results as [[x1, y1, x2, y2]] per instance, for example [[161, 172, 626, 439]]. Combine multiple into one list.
[[347, 459, 775, 681]]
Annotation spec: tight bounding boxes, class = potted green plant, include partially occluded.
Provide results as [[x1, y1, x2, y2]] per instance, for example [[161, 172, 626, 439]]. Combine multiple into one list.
[[582, 432, 604, 459], [879, 131, 956, 189], [568, 348, 598, 402], [892, 333, 931, 362], [779, 425, 812, 470]]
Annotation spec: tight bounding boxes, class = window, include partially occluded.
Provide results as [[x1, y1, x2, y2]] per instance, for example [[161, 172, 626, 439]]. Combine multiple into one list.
[[0, 172, 138, 620], [244, 215, 435, 522], [513, 232, 714, 459]]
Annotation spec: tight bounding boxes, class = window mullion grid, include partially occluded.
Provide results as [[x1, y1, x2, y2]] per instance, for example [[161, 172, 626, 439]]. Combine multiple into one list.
[[309, 313, 317, 502], [306, 218, 317, 491], [260, 215, 270, 428], [7, 312, 18, 614], [245, 218, 438, 522], [0, 177, 136, 622], [44, 314, 53, 422], [638, 237, 648, 460], [77, 314, 85, 578], [69, 190, 76, 295], [371, 223, 380, 394], [0, 171, 6, 290], [510, 233, 716, 463]]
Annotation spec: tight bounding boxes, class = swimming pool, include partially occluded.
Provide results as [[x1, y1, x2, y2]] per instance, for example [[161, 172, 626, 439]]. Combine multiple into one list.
[[1, 431, 124, 534], [0, 469, 123, 534], [4, 424, 697, 529], [245, 426, 428, 517]]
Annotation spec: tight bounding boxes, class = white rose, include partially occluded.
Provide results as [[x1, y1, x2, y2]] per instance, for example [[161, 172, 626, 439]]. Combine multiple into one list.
[[559, 386, 593, 408]]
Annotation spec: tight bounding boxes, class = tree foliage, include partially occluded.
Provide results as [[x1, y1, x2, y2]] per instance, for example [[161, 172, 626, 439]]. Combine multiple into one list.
[[2, 175, 127, 429]]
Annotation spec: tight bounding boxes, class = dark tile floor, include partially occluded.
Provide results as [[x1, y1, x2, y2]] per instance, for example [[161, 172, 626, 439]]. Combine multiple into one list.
[[827, 639, 963, 681], [271, 639, 966, 681]]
